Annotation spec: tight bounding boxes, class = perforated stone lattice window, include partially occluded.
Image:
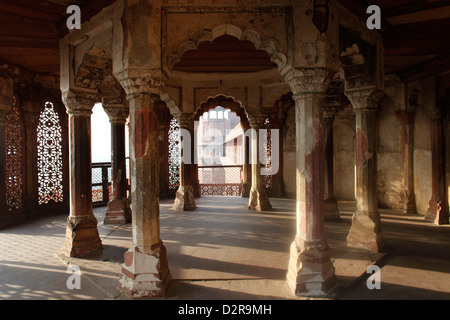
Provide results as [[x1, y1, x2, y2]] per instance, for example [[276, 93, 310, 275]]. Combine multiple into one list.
[[168, 117, 180, 190], [4, 97, 25, 211], [37, 102, 64, 205]]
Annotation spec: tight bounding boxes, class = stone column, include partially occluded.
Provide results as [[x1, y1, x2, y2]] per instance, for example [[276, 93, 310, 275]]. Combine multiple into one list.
[[173, 112, 197, 211], [425, 108, 449, 225], [103, 104, 132, 224], [247, 115, 272, 211], [62, 91, 102, 257], [345, 88, 385, 252], [395, 109, 417, 214], [286, 69, 337, 297], [323, 106, 341, 221], [117, 90, 171, 298], [240, 117, 251, 197], [158, 119, 170, 199], [271, 118, 285, 198], [192, 119, 200, 198]]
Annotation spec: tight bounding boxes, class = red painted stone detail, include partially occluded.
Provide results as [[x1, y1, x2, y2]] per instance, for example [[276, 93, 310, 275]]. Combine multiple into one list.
[[356, 127, 368, 167], [134, 108, 158, 158]]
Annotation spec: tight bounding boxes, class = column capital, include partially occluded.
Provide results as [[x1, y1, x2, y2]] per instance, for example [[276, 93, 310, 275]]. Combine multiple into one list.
[[62, 90, 97, 116], [103, 105, 129, 123], [247, 114, 268, 129], [345, 87, 384, 112], [284, 68, 331, 98], [114, 68, 166, 100]]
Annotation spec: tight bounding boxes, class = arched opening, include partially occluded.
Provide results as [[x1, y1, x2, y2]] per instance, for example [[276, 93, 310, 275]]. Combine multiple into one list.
[[197, 105, 243, 197]]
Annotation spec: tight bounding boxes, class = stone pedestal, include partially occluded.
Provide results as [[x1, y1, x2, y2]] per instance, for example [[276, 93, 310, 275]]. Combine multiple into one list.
[[62, 91, 102, 257], [63, 215, 102, 257], [287, 238, 337, 297], [173, 185, 197, 211], [119, 243, 171, 299], [345, 88, 385, 252]]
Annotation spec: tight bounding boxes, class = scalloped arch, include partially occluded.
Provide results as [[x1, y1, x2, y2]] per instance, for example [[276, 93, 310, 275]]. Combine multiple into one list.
[[167, 24, 288, 74]]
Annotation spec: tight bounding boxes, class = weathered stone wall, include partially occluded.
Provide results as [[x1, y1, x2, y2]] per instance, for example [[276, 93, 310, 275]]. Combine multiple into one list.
[[333, 106, 355, 201], [376, 85, 404, 209]]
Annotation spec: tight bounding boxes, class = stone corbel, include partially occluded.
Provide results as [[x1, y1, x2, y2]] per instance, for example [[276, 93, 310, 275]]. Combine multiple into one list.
[[62, 90, 99, 115], [283, 68, 331, 97], [345, 87, 384, 112]]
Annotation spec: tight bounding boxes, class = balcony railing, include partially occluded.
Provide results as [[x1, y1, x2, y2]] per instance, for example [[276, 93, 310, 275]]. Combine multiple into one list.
[[198, 165, 243, 196], [92, 162, 112, 207]]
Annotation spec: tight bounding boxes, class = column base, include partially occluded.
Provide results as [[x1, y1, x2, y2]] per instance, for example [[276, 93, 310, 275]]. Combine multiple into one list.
[[241, 181, 251, 198], [104, 198, 132, 224], [425, 197, 449, 225], [248, 187, 272, 211], [63, 215, 102, 257], [173, 186, 197, 211], [286, 238, 338, 297], [118, 244, 172, 299], [346, 210, 385, 252], [401, 191, 417, 215], [324, 198, 341, 221]]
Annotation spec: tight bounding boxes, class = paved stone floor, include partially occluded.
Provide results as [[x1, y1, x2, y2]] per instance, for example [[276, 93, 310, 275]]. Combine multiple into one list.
[[0, 197, 449, 300]]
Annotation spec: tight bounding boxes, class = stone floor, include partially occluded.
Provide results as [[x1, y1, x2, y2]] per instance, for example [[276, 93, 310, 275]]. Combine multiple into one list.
[[0, 197, 449, 300]]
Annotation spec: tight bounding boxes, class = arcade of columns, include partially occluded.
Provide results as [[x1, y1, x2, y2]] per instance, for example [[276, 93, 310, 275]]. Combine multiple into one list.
[[0, 0, 448, 299]]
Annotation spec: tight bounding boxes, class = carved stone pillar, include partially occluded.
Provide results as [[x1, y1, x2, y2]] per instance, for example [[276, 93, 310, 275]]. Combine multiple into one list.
[[395, 109, 417, 215], [192, 120, 200, 198], [285, 69, 337, 297], [271, 118, 285, 198], [173, 112, 197, 211], [323, 106, 341, 221], [240, 117, 251, 198], [116, 84, 171, 298], [425, 108, 449, 225], [247, 115, 272, 211], [62, 90, 102, 257], [103, 104, 132, 224], [345, 88, 385, 252]]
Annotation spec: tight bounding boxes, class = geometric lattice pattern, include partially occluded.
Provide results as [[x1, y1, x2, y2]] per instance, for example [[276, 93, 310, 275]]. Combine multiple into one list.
[[199, 166, 243, 196], [262, 117, 273, 190], [4, 97, 24, 211], [168, 117, 180, 190], [37, 102, 64, 205]]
